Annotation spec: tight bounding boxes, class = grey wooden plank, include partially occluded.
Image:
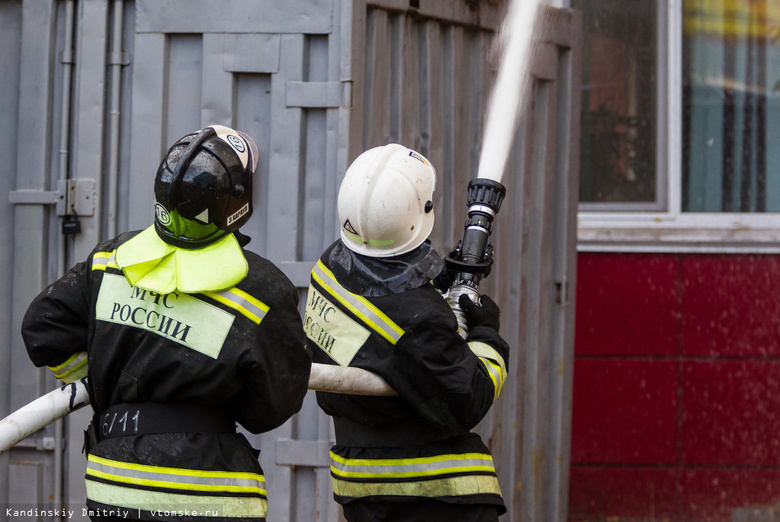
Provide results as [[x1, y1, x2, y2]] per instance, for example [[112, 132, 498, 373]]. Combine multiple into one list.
[[0, 5, 24, 466], [71, 0, 108, 260], [264, 34, 305, 265], [0, 0, 22, 496], [66, 2, 112, 515], [522, 78, 560, 522], [296, 36, 338, 260], [262, 33, 306, 522], [399, 13, 421, 150], [10, 459, 45, 508], [465, 28, 485, 184], [286, 81, 343, 108], [301, 108, 330, 260], [201, 33, 233, 127], [368, 0, 501, 29], [423, 21, 450, 251], [165, 34, 204, 144], [364, 8, 391, 148], [223, 33, 281, 73], [450, 26, 473, 233], [325, 11, 350, 519], [114, 0, 137, 237], [16, 0, 55, 193], [323, 106, 342, 250], [437, 24, 457, 248], [530, 42, 559, 81], [137, 0, 334, 34], [234, 73, 274, 258], [275, 437, 331, 468], [544, 11, 581, 521], [127, 33, 166, 231], [345, 0, 367, 164], [12, 2, 56, 454]]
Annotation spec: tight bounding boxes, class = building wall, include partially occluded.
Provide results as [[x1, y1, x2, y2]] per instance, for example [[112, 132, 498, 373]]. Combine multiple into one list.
[[569, 252, 780, 521]]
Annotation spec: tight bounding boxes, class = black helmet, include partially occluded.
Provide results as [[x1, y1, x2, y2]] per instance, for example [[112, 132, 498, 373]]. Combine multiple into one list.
[[154, 125, 258, 248]]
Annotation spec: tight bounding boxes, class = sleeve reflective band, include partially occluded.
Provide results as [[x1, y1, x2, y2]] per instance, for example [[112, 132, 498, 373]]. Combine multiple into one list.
[[311, 260, 404, 345], [203, 287, 269, 325], [468, 341, 507, 401], [92, 250, 118, 271], [48, 352, 88, 383]]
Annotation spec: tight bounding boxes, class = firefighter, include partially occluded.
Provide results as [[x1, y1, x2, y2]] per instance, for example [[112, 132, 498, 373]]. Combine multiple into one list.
[[304, 144, 509, 521], [21, 125, 312, 522]]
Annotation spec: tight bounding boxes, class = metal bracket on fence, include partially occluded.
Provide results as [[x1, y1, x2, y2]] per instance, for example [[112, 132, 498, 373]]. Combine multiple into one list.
[[9, 178, 96, 217]]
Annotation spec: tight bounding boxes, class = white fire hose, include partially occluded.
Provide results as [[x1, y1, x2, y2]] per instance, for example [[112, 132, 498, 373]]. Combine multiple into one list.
[[0, 363, 394, 455]]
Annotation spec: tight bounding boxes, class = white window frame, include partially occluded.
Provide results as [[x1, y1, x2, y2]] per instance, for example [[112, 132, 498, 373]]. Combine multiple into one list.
[[576, 0, 780, 253]]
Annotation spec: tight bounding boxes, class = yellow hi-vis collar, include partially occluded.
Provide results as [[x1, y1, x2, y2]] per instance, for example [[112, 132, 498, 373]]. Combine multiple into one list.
[[115, 226, 248, 294]]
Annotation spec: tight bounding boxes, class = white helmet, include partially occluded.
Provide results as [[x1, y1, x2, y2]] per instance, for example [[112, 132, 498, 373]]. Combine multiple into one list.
[[338, 144, 436, 257]]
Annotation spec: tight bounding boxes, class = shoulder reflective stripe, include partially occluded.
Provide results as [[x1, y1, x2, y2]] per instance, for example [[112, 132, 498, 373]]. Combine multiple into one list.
[[203, 287, 269, 325], [92, 250, 118, 271], [330, 451, 497, 479], [312, 260, 404, 344], [332, 473, 502, 499], [87, 454, 266, 495], [86, 481, 267, 519], [468, 341, 508, 401], [48, 352, 88, 383]]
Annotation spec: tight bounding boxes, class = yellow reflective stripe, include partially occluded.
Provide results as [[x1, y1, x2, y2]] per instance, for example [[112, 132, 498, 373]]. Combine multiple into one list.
[[343, 229, 395, 248], [332, 473, 502, 499], [203, 287, 269, 325], [86, 480, 267, 519], [48, 352, 88, 383], [92, 250, 118, 271], [468, 341, 507, 400], [330, 450, 503, 499], [330, 451, 496, 479], [87, 455, 266, 495], [480, 358, 504, 401], [312, 260, 404, 344]]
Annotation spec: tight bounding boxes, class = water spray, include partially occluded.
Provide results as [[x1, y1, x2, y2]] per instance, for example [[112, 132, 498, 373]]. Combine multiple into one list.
[[443, 0, 542, 337]]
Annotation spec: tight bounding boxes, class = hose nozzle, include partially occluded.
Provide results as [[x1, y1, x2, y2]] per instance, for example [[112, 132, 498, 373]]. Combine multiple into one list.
[[444, 178, 506, 338]]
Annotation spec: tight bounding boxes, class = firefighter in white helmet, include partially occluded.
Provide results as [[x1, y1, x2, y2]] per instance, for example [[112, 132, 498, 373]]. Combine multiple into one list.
[[305, 144, 509, 521], [22, 125, 311, 522]]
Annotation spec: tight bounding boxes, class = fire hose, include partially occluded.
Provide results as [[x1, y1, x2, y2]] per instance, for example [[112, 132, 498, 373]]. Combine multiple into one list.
[[0, 363, 394, 455]]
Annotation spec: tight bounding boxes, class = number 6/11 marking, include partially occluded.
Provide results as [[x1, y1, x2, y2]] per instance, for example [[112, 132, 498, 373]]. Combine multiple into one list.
[[101, 410, 140, 436]]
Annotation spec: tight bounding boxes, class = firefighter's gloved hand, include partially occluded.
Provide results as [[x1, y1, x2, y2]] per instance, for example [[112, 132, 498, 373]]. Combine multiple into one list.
[[433, 265, 455, 292], [459, 294, 500, 332]]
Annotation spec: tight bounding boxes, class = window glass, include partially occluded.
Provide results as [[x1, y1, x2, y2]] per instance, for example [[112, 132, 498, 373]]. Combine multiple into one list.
[[682, 0, 780, 212], [573, 0, 658, 205]]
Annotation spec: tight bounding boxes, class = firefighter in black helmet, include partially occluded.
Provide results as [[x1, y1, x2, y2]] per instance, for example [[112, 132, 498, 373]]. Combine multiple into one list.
[[21, 125, 311, 522], [305, 144, 509, 521]]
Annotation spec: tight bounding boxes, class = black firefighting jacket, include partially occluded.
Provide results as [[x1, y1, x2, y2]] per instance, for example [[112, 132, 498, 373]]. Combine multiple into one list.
[[21, 231, 311, 522], [305, 240, 509, 514]]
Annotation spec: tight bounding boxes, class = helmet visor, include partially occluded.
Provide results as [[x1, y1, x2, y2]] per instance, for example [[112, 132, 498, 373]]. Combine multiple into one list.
[[155, 204, 224, 248]]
